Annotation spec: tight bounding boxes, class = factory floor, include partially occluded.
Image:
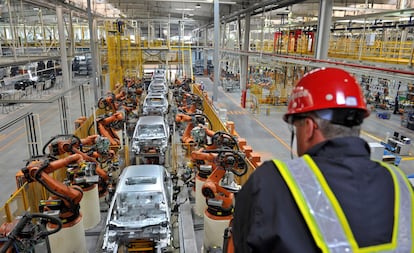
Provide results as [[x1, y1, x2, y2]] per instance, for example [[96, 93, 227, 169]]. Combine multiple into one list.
[[190, 75, 414, 252], [1, 74, 414, 253], [195, 76, 414, 177]]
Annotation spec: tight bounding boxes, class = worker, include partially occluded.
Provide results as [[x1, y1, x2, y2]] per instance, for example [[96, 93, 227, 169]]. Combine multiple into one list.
[[232, 67, 414, 253]]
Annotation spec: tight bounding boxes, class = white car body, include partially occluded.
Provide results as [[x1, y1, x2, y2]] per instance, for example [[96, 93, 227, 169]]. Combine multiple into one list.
[[102, 164, 172, 253], [148, 79, 168, 95], [131, 116, 170, 164], [142, 93, 169, 116]]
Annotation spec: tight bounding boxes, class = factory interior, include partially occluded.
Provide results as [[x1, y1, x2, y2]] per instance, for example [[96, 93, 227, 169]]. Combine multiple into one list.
[[1, 0, 414, 252]]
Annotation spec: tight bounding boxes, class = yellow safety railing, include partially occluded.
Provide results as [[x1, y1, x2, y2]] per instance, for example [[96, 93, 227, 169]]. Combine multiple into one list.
[[192, 84, 257, 184], [251, 33, 414, 66], [0, 167, 68, 223], [1, 107, 122, 223], [0, 184, 30, 224]]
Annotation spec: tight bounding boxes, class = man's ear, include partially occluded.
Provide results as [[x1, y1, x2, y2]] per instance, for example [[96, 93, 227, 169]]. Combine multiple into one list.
[[305, 117, 319, 140]]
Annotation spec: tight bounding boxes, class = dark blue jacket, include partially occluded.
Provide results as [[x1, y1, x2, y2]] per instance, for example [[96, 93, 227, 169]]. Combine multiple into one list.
[[232, 137, 394, 253]]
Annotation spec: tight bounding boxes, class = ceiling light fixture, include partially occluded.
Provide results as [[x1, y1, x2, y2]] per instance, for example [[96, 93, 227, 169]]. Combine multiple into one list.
[[175, 8, 195, 11], [154, 0, 236, 5]]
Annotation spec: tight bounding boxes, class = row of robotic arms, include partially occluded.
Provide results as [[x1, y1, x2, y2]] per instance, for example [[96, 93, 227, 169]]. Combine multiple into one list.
[[0, 133, 119, 253], [95, 76, 194, 143], [0, 77, 146, 253], [173, 85, 248, 217], [0, 76, 242, 252]]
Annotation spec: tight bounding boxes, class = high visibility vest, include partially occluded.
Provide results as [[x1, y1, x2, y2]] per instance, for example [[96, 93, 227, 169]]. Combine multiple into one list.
[[273, 155, 414, 253]]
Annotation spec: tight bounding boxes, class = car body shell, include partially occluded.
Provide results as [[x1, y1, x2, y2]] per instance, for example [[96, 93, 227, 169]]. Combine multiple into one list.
[[152, 69, 166, 81], [131, 116, 170, 163], [142, 93, 169, 115], [102, 164, 172, 253], [148, 80, 168, 95]]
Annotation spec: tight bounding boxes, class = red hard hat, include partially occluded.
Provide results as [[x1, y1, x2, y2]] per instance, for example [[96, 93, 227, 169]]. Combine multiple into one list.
[[283, 67, 370, 122]]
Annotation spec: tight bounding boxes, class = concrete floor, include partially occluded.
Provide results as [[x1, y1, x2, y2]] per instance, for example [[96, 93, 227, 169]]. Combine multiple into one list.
[[2, 74, 414, 252], [195, 76, 414, 177], [0, 76, 95, 205]]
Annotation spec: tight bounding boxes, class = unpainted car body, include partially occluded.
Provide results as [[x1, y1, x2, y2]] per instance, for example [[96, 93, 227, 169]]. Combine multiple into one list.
[[131, 116, 170, 164], [102, 164, 173, 253], [148, 79, 168, 95], [152, 69, 166, 82], [143, 72, 153, 90], [142, 93, 169, 115]]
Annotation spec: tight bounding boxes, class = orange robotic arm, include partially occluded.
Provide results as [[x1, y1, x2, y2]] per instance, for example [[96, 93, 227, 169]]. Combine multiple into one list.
[[70, 148, 110, 195], [22, 154, 84, 222], [176, 113, 211, 144], [190, 148, 217, 164], [99, 111, 124, 125], [202, 168, 234, 210], [81, 134, 100, 146], [45, 134, 111, 185], [74, 136, 112, 197], [179, 93, 203, 114], [207, 131, 239, 150], [97, 93, 117, 112], [81, 134, 115, 159], [46, 134, 112, 175], [97, 111, 125, 146], [115, 89, 127, 101], [175, 114, 194, 144], [200, 150, 248, 214], [175, 113, 193, 122]]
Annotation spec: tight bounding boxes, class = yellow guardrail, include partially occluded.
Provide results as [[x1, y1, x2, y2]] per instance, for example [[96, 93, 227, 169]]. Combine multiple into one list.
[[192, 84, 257, 185], [255, 35, 414, 66], [1, 103, 121, 223], [0, 167, 66, 223]]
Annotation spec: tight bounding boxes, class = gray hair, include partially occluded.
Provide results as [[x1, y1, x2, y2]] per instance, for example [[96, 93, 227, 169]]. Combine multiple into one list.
[[312, 116, 361, 139]]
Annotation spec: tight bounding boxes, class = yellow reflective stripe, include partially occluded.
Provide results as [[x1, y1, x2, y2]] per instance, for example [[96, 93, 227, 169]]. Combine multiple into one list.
[[274, 156, 414, 253], [359, 242, 395, 253], [376, 162, 399, 251], [273, 159, 330, 253], [379, 162, 414, 253], [394, 168, 414, 253], [302, 155, 359, 251]]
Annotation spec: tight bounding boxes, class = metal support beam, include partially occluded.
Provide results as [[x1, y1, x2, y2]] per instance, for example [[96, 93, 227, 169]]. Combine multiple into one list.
[[68, 10, 75, 86], [213, 0, 220, 102], [79, 85, 87, 117], [315, 0, 332, 60], [24, 113, 41, 158], [7, 0, 17, 60], [203, 28, 208, 74], [88, 0, 99, 102], [56, 6, 70, 91], [240, 12, 250, 92], [58, 96, 69, 135]]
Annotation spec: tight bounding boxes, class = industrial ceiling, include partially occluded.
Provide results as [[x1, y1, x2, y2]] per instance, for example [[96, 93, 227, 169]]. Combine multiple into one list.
[[1, 0, 413, 39], [0, 0, 414, 30]]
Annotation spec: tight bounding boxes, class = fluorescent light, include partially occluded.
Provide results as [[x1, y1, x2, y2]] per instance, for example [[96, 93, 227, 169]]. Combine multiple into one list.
[[206, 0, 236, 3], [154, 0, 236, 4], [175, 8, 195, 11]]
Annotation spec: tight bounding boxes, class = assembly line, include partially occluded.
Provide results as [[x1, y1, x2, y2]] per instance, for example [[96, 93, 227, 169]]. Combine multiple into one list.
[[2, 0, 414, 252], [1, 70, 414, 252], [0, 70, 250, 252]]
